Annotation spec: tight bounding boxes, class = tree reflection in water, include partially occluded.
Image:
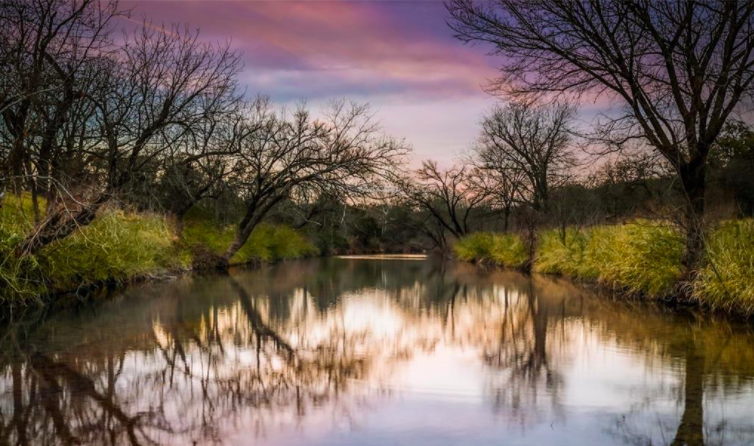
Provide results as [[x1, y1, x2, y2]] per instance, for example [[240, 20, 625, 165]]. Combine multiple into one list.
[[0, 258, 753, 446]]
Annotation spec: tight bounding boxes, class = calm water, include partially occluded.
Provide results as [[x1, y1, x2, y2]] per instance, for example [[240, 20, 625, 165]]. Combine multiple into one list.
[[1, 258, 754, 446]]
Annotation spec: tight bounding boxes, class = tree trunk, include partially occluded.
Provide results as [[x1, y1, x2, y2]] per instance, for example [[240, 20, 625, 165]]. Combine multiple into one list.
[[220, 232, 247, 268], [219, 220, 258, 270], [521, 208, 540, 273], [29, 180, 41, 225], [679, 161, 707, 281], [172, 212, 186, 238]]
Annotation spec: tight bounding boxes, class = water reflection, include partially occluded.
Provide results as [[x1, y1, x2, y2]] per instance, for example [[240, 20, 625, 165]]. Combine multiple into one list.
[[1, 258, 753, 446]]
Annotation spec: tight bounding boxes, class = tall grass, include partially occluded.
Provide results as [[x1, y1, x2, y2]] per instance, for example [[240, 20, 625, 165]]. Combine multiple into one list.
[[695, 219, 754, 314], [455, 220, 685, 299], [0, 194, 49, 300], [535, 222, 684, 297], [41, 210, 187, 291], [0, 194, 317, 304]]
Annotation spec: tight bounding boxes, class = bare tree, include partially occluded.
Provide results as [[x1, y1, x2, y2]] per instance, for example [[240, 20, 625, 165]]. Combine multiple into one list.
[[218, 100, 407, 268], [467, 151, 525, 232], [155, 100, 253, 234], [399, 161, 490, 250], [447, 0, 754, 276], [0, 0, 122, 214], [15, 22, 243, 256], [478, 101, 576, 213]]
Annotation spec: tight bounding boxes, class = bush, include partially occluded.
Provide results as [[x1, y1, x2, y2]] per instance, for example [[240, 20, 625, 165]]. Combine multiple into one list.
[[695, 219, 754, 313]]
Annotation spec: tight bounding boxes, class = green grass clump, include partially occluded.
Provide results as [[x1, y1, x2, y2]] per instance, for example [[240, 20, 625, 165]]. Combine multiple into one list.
[[246, 224, 319, 262], [695, 219, 754, 313], [0, 196, 317, 303], [535, 228, 596, 278], [536, 221, 684, 297], [454, 232, 494, 262], [41, 210, 186, 291], [456, 221, 684, 298], [183, 219, 317, 265], [0, 194, 48, 300], [0, 193, 43, 235], [454, 232, 528, 268]]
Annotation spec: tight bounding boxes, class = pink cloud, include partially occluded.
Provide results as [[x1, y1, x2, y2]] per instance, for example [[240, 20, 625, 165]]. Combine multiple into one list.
[[120, 1, 499, 100], [118, 1, 505, 165]]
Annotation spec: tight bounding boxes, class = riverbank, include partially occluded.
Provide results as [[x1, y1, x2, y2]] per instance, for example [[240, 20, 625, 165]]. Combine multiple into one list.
[[0, 195, 317, 305], [454, 219, 754, 316]]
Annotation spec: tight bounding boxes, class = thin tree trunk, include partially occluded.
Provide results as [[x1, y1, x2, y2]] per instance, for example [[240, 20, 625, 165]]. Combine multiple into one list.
[[219, 195, 286, 269], [29, 180, 40, 225], [679, 161, 707, 281], [172, 212, 186, 238], [221, 227, 253, 268]]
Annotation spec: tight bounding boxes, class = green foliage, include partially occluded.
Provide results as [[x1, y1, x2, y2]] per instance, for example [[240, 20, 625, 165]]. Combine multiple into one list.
[[183, 220, 318, 265], [535, 228, 598, 279], [453, 232, 528, 268], [536, 221, 684, 297], [454, 232, 493, 262], [457, 220, 685, 298], [0, 193, 43, 235], [41, 210, 185, 291], [237, 224, 319, 263], [0, 194, 48, 301], [0, 196, 317, 304], [695, 219, 754, 313]]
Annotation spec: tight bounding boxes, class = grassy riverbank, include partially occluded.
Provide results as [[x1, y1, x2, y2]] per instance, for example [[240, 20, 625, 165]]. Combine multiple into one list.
[[0, 195, 317, 304], [454, 219, 754, 315]]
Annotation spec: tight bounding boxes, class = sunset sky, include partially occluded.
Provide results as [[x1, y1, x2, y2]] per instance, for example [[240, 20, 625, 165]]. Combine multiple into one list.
[[121, 0, 502, 166]]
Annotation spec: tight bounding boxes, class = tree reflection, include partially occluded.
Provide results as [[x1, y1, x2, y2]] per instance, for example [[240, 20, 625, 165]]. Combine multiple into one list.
[[0, 259, 753, 445], [672, 342, 704, 446]]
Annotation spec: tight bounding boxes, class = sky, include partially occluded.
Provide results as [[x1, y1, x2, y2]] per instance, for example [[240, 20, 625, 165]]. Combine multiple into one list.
[[121, 0, 502, 166]]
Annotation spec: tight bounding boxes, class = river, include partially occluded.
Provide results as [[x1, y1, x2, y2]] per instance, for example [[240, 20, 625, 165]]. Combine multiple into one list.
[[1, 257, 753, 445]]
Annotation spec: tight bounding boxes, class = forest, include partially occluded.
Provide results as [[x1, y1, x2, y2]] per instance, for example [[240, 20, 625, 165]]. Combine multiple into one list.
[[2, 0, 754, 316]]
